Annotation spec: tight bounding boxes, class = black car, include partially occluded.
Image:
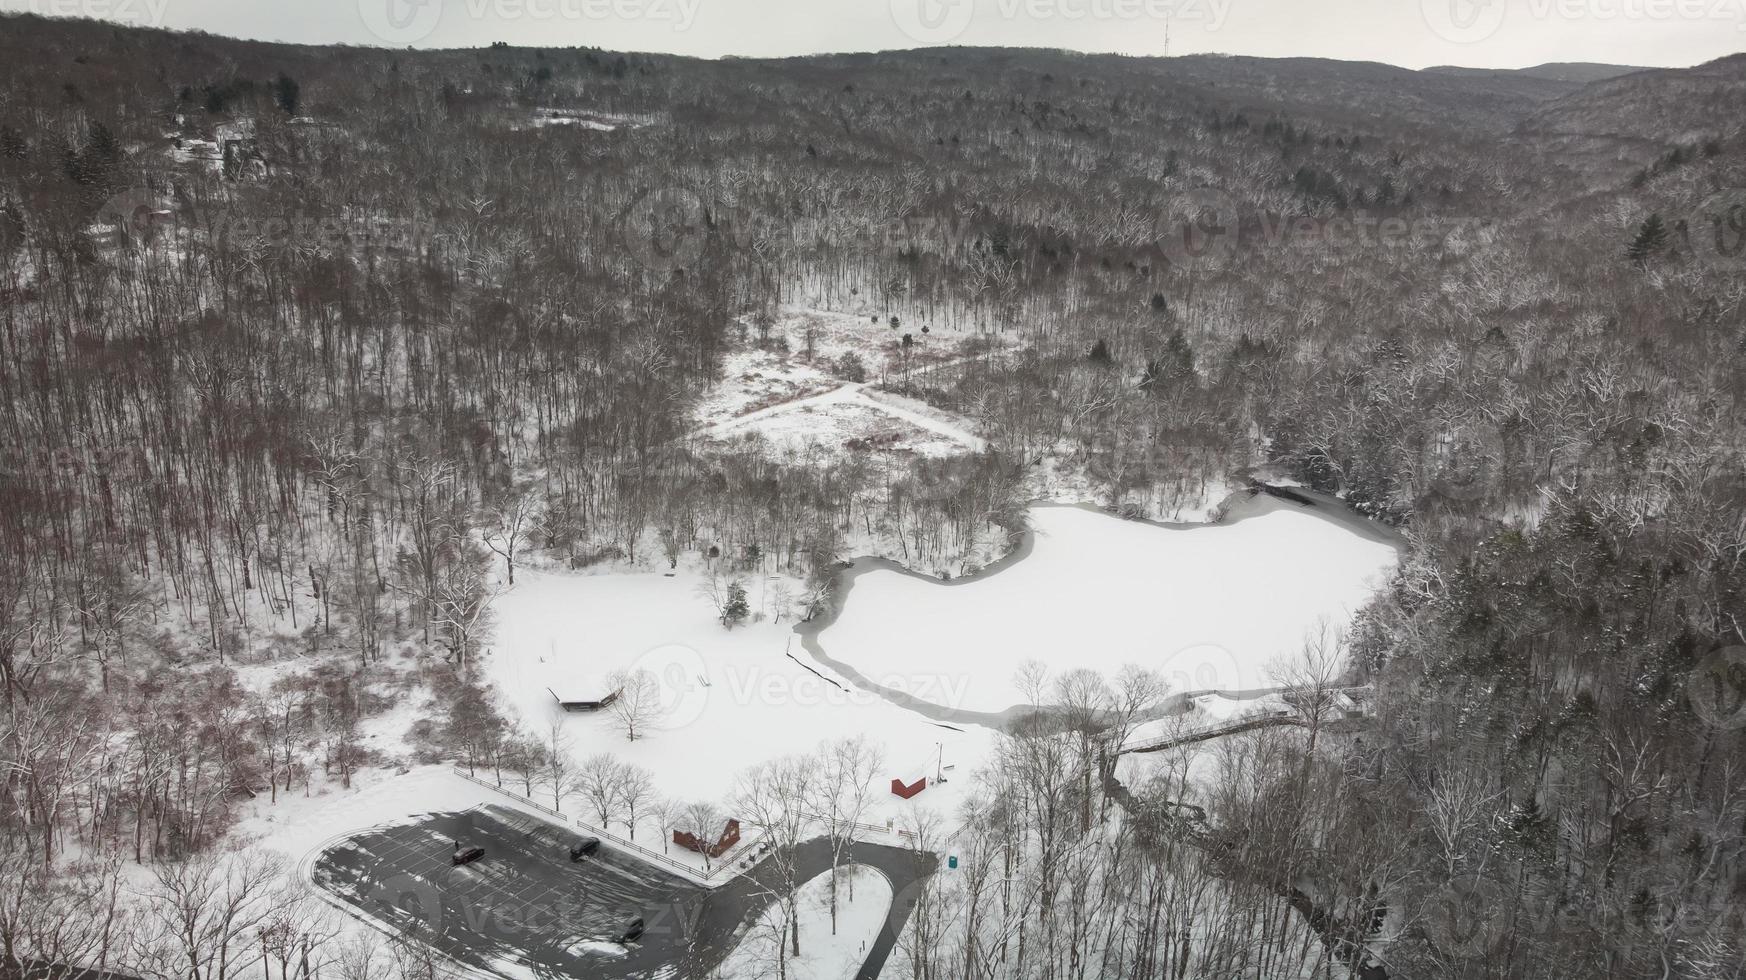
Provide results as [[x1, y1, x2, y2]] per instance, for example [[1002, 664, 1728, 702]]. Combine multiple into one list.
[[451, 845, 486, 866], [618, 917, 645, 943], [569, 838, 601, 861]]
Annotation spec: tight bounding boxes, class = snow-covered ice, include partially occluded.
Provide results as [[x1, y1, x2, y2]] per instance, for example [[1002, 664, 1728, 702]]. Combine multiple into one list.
[[816, 504, 1399, 713]]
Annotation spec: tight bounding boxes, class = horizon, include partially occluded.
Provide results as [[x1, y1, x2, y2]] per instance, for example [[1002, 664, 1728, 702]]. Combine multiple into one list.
[[0, 0, 1732, 71]]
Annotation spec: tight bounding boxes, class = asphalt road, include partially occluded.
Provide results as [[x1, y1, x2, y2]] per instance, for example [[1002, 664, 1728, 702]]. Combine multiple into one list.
[[312, 805, 937, 979]]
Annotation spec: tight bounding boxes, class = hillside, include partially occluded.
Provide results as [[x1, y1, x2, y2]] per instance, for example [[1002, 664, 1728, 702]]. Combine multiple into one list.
[[2, 12, 1745, 980]]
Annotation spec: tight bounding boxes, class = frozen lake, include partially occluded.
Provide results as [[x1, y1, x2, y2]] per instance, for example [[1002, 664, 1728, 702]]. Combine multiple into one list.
[[808, 497, 1400, 715]]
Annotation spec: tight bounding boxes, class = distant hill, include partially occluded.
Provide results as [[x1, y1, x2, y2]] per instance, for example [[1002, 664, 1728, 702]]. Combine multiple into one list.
[[1507, 53, 1746, 181], [1424, 62, 1649, 84]]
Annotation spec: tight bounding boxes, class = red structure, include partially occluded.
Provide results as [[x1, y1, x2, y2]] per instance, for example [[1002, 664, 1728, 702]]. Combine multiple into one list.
[[891, 776, 927, 799], [673, 818, 742, 858]]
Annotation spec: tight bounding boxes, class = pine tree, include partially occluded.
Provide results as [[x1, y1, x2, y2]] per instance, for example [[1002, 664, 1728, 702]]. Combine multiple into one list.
[[274, 74, 300, 116], [1626, 213, 1668, 264], [721, 581, 749, 629]]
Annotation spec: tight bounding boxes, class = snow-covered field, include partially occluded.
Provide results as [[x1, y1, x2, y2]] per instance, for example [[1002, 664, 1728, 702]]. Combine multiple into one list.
[[713, 865, 892, 980], [816, 504, 1399, 714], [690, 307, 1002, 462], [489, 568, 994, 824]]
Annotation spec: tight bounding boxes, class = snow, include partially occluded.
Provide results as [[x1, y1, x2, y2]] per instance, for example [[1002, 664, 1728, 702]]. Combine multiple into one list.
[[712, 865, 893, 980], [707, 384, 983, 460], [817, 504, 1399, 714], [515, 108, 655, 131], [234, 766, 569, 869], [487, 567, 997, 828], [545, 667, 620, 705], [1122, 692, 1294, 749]]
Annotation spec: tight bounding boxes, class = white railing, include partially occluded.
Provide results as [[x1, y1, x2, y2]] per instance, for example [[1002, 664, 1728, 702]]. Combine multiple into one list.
[[449, 766, 766, 884]]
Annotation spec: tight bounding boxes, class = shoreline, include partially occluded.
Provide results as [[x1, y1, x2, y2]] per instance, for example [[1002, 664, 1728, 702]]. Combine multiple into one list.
[[793, 484, 1405, 728]]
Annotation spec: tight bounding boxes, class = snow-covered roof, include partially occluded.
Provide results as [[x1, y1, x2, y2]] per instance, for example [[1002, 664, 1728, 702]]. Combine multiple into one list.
[[547, 670, 620, 704]]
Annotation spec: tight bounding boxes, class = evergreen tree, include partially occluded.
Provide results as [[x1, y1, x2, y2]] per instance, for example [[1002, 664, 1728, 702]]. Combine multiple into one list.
[[721, 581, 749, 629], [273, 73, 300, 116], [1626, 213, 1668, 263]]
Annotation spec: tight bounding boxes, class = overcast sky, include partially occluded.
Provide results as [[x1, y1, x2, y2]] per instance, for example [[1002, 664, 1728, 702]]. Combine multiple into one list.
[[5, 0, 1739, 68]]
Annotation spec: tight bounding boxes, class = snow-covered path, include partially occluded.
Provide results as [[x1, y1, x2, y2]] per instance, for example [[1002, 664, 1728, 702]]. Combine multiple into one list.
[[694, 380, 987, 452]]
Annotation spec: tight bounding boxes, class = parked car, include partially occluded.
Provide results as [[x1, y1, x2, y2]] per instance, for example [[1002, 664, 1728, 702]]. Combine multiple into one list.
[[452, 845, 486, 866], [618, 916, 645, 943], [569, 838, 601, 861]]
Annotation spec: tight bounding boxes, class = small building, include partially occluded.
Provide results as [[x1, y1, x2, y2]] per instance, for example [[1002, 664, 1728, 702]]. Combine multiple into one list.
[[674, 818, 741, 858], [547, 672, 622, 712]]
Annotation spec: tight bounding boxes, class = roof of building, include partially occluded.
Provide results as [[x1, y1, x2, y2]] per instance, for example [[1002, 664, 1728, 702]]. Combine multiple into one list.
[[546, 670, 621, 704]]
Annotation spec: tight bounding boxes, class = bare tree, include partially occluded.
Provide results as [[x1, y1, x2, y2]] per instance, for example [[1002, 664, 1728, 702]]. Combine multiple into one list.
[[481, 485, 538, 586], [576, 752, 627, 831], [733, 756, 815, 959], [131, 850, 290, 980], [807, 735, 885, 933], [618, 767, 659, 841], [605, 668, 663, 742], [542, 723, 578, 813], [675, 801, 727, 873]]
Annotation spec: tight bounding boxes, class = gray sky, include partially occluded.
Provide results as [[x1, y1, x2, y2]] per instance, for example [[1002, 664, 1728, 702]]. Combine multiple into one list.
[[5, 0, 1739, 68]]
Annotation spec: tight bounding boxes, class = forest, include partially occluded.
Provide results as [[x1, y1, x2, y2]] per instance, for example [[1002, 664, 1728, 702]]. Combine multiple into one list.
[[1, 11, 1745, 979]]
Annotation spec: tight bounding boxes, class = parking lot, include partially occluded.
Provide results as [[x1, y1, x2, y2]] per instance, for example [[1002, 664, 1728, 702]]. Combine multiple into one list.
[[312, 804, 739, 979]]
